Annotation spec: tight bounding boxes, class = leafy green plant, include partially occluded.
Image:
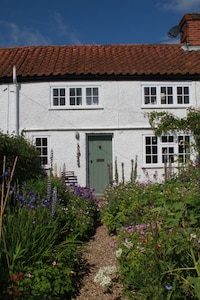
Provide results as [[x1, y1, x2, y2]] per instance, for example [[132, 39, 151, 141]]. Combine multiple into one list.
[[0, 164, 99, 298], [0, 132, 46, 183], [148, 108, 200, 157], [103, 166, 200, 299]]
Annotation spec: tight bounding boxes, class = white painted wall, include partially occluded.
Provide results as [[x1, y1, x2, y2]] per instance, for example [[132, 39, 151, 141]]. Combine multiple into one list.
[[0, 80, 198, 186]]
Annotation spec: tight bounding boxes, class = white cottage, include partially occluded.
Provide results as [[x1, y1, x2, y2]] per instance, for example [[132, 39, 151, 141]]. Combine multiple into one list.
[[0, 13, 200, 194]]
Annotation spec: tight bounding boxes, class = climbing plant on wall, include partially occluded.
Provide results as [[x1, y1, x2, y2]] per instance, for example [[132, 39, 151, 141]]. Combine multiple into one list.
[[148, 107, 200, 158]]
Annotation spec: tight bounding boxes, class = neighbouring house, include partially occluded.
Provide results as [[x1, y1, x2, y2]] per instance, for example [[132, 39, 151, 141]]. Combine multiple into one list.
[[0, 13, 200, 194]]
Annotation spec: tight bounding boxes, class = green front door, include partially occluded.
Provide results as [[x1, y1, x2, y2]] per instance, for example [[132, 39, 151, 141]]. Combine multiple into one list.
[[87, 135, 112, 194]]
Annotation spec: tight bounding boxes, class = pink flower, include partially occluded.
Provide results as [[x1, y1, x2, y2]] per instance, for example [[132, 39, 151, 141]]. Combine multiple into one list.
[[52, 261, 57, 266], [26, 273, 32, 278]]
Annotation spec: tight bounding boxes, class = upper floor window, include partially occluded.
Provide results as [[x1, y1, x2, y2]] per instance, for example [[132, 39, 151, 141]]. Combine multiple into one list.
[[69, 88, 82, 105], [86, 87, 99, 105], [51, 86, 99, 108], [144, 134, 190, 166], [53, 88, 65, 106], [143, 84, 191, 107], [35, 137, 48, 165]]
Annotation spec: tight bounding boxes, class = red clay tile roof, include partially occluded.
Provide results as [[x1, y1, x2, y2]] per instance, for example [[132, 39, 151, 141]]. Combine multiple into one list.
[[0, 44, 200, 80]]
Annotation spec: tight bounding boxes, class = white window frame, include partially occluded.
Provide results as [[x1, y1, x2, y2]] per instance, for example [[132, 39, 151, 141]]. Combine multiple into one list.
[[50, 83, 101, 109], [142, 82, 192, 108], [143, 134, 191, 167], [34, 136, 49, 167]]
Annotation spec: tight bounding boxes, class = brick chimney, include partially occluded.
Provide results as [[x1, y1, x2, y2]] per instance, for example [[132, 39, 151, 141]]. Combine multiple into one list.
[[179, 13, 200, 46]]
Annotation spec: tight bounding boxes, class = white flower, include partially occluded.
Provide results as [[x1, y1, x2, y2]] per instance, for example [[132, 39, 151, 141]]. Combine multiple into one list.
[[123, 240, 134, 249], [190, 233, 197, 239], [94, 265, 116, 286], [115, 248, 123, 258]]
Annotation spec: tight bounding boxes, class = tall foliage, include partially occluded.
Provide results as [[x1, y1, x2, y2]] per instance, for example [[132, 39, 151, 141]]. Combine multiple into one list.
[[0, 132, 45, 183]]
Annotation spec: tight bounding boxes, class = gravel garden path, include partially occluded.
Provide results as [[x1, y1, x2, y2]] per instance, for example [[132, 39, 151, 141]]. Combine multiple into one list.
[[73, 223, 126, 300]]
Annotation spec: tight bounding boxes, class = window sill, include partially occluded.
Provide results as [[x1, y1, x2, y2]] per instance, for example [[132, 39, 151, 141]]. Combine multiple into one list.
[[142, 165, 164, 169], [141, 104, 191, 109], [49, 106, 104, 111]]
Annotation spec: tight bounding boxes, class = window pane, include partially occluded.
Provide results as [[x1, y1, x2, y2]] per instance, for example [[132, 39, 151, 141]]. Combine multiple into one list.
[[70, 98, 75, 105], [86, 88, 91, 96], [146, 146, 151, 154], [42, 138, 47, 146], [162, 136, 167, 143], [93, 96, 98, 104], [168, 87, 173, 94], [152, 98, 157, 104], [185, 136, 190, 143], [177, 87, 182, 94], [153, 156, 158, 163], [161, 87, 166, 94], [146, 137, 151, 144], [152, 137, 157, 144], [146, 156, 151, 164], [41, 157, 48, 165], [184, 87, 189, 94], [177, 96, 183, 104], [60, 98, 65, 105], [60, 89, 65, 96], [53, 98, 58, 106], [77, 97, 82, 105], [93, 88, 98, 95], [86, 97, 92, 105], [53, 89, 58, 96], [42, 148, 47, 155], [144, 87, 149, 95], [152, 146, 157, 154], [70, 88, 75, 96], [184, 96, 189, 104], [77, 88, 82, 96], [36, 138, 41, 146], [168, 96, 173, 104]]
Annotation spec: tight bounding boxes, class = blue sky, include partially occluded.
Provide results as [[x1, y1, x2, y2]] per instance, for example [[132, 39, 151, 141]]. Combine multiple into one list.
[[0, 0, 200, 47]]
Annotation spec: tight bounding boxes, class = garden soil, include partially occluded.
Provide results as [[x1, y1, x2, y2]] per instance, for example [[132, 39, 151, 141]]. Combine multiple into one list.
[[73, 224, 126, 300]]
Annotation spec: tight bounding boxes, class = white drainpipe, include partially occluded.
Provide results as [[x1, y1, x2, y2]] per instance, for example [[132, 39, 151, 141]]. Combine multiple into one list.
[[13, 66, 19, 136]]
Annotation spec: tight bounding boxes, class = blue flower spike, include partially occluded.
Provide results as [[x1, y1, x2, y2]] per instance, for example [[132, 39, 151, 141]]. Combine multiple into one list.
[[165, 285, 172, 290]]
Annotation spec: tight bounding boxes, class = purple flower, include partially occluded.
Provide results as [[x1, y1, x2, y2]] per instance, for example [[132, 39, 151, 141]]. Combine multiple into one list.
[[165, 285, 172, 290]]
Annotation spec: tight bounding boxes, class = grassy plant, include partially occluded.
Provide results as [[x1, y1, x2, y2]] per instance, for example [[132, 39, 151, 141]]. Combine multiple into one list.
[[103, 165, 200, 299], [0, 170, 99, 298]]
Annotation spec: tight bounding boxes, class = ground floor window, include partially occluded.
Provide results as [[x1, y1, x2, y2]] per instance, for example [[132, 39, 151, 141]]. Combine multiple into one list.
[[35, 137, 48, 165], [144, 134, 190, 166]]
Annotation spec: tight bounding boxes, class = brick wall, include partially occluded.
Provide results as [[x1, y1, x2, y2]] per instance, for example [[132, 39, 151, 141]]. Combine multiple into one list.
[[179, 13, 200, 46]]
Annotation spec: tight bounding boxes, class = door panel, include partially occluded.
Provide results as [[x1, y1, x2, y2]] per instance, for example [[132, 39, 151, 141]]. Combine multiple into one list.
[[88, 135, 112, 194]]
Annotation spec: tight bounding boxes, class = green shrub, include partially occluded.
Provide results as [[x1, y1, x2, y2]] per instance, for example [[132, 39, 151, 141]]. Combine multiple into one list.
[[0, 132, 45, 183], [102, 167, 200, 299]]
